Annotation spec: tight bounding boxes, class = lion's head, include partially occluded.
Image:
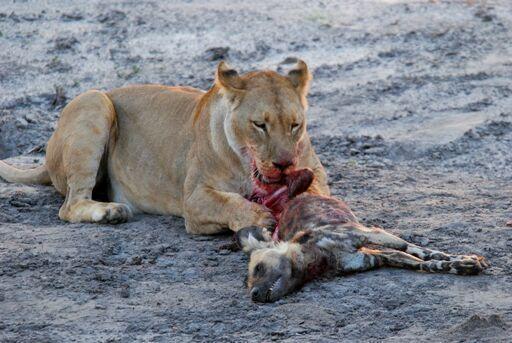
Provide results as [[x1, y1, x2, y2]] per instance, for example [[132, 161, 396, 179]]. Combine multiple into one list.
[[214, 60, 312, 188]]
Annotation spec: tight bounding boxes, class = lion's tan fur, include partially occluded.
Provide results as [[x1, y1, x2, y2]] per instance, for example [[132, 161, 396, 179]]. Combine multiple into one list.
[[0, 62, 329, 233]]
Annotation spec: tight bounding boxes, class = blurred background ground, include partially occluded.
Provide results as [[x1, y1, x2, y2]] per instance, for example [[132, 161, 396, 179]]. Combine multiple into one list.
[[1, 0, 511, 341]]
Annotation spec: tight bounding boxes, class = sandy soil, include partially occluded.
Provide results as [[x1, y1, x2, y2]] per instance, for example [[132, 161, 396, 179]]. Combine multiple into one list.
[[1, 0, 512, 341]]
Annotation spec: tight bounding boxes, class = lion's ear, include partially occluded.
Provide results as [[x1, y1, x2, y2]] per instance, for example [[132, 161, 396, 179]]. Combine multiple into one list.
[[215, 61, 245, 91], [287, 59, 311, 99]]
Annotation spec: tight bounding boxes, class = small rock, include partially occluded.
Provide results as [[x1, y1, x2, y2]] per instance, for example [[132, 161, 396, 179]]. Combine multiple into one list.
[[97, 10, 126, 24], [349, 148, 360, 156], [136, 17, 146, 25], [49, 86, 67, 109], [119, 285, 130, 298], [94, 272, 112, 282], [46, 57, 72, 73], [27, 144, 46, 154], [61, 12, 83, 21], [475, 9, 495, 22], [53, 37, 78, 51], [15, 117, 28, 129], [280, 56, 298, 65], [367, 161, 385, 168], [378, 50, 396, 58], [364, 147, 386, 155], [416, 237, 429, 246], [130, 255, 143, 265], [204, 47, 229, 61]]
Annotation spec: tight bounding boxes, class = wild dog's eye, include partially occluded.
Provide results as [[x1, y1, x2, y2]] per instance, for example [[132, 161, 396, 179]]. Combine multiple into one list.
[[291, 265, 298, 278], [252, 121, 267, 133], [254, 263, 265, 276]]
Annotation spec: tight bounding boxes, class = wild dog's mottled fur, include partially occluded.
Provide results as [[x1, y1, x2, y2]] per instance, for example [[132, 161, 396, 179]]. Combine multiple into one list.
[[237, 194, 489, 302]]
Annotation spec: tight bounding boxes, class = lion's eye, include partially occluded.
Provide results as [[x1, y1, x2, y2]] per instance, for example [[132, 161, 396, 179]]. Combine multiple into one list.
[[291, 123, 301, 133], [252, 121, 267, 133]]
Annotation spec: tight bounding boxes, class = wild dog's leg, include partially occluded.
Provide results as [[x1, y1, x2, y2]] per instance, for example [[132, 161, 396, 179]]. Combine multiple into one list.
[[46, 90, 132, 224], [355, 225, 409, 250], [361, 248, 487, 275], [359, 226, 484, 262], [183, 185, 276, 234], [336, 249, 384, 274]]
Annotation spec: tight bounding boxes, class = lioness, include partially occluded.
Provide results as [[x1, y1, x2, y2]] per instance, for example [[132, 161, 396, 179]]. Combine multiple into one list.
[[0, 60, 329, 234]]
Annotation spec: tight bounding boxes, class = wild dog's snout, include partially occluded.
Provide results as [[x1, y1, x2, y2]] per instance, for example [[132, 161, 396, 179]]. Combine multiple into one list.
[[250, 287, 262, 302]]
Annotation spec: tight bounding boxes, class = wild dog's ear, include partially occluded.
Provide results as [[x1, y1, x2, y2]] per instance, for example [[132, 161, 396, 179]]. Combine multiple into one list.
[[235, 226, 275, 254], [285, 168, 314, 198], [216, 61, 245, 91], [290, 230, 314, 244], [287, 59, 311, 102]]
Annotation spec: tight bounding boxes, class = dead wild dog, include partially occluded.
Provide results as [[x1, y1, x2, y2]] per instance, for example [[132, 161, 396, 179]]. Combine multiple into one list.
[[236, 169, 489, 303]]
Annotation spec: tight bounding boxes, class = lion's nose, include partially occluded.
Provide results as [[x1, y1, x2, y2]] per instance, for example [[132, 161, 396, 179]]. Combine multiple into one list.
[[272, 160, 293, 171], [250, 287, 262, 301]]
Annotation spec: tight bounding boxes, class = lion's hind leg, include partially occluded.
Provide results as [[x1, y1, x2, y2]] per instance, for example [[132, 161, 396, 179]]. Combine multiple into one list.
[[47, 90, 132, 224], [60, 196, 132, 224]]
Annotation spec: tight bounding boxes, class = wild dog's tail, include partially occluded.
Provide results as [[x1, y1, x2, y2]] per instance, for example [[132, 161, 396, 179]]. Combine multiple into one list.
[[0, 160, 51, 185]]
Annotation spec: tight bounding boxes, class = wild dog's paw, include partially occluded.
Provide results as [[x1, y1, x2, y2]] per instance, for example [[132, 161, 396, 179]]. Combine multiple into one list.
[[449, 256, 488, 275]]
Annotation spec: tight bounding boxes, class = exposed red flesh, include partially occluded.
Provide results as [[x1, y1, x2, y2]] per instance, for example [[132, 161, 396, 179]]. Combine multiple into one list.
[[248, 168, 314, 241]]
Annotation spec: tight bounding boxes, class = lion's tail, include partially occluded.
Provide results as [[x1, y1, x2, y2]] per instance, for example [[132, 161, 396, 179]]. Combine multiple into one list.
[[0, 160, 51, 185]]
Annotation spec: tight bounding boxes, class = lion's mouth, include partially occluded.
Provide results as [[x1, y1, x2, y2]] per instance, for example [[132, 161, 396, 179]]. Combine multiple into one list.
[[252, 167, 283, 185]]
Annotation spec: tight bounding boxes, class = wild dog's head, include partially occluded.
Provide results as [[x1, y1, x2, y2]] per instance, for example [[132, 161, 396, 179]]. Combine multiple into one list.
[[236, 226, 318, 302], [212, 60, 311, 188]]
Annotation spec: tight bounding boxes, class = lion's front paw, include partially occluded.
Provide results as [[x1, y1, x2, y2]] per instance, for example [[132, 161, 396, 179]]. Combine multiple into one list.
[[232, 203, 276, 231], [253, 206, 277, 228]]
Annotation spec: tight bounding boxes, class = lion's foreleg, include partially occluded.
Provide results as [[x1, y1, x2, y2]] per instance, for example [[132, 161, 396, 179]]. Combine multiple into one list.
[[183, 185, 276, 234]]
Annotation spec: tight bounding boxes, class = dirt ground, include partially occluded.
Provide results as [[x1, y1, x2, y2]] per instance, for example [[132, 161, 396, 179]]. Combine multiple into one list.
[[1, 0, 512, 342]]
